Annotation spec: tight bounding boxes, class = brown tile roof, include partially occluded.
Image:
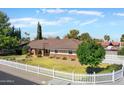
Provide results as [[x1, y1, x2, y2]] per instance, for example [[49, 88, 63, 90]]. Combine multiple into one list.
[[28, 39, 81, 50], [101, 42, 110, 47], [111, 42, 120, 46], [101, 42, 120, 47]]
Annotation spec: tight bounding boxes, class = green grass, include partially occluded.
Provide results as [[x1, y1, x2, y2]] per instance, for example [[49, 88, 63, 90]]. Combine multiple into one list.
[[0, 55, 26, 60], [0, 55, 120, 74], [25, 57, 88, 74]]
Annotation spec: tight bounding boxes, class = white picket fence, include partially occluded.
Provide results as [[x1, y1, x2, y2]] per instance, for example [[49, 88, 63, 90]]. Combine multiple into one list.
[[0, 59, 123, 84]]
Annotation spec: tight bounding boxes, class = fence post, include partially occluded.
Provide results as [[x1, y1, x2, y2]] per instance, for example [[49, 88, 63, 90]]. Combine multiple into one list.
[[53, 68, 55, 78], [122, 66, 124, 78], [93, 72, 96, 84], [38, 65, 40, 74], [72, 72, 74, 82], [26, 63, 28, 71], [112, 70, 115, 82]]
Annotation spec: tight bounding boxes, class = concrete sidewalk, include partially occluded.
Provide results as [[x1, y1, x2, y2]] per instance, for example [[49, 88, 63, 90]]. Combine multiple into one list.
[[0, 64, 52, 85]]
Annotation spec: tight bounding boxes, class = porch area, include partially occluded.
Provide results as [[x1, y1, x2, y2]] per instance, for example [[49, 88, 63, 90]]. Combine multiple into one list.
[[31, 49, 50, 57]]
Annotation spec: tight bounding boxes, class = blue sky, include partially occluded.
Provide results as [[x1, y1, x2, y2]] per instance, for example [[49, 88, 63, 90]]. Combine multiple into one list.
[[0, 8, 124, 41]]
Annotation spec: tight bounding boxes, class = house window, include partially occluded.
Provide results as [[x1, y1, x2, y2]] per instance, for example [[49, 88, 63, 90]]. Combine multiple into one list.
[[73, 51, 76, 54], [55, 50, 58, 53], [50, 50, 54, 52], [68, 50, 73, 54]]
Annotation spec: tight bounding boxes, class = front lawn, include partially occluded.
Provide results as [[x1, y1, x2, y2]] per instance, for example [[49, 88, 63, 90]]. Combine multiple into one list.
[[0, 55, 122, 74]]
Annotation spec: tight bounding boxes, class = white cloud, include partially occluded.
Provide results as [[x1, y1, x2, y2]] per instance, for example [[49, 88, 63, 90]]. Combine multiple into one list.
[[40, 8, 104, 17], [68, 10, 104, 17], [10, 17, 73, 27], [79, 18, 98, 26], [41, 8, 66, 14], [114, 12, 124, 16]]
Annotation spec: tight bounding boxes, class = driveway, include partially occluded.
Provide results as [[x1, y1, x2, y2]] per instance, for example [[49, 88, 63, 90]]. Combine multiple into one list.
[[0, 64, 52, 85]]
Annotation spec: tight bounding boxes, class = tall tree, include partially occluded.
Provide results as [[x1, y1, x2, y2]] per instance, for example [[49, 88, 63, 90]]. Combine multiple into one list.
[[120, 34, 124, 42], [79, 33, 92, 42], [37, 22, 42, 40], [0, 11, 11, 35], [66, 29, 79, 39], [11, 26, 15, 37], [6, 26, 15, 37], [18, 28, 21, 40], [104, 35, 110, 41], [0, 11, 19, 49]]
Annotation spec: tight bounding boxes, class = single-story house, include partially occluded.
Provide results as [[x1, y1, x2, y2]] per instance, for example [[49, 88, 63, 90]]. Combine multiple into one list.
[[28, 39, 81, 59], [28, 39, 124, 58]]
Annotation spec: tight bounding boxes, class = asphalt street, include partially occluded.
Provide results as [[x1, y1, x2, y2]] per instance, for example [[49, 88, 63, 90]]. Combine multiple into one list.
[[0, 64, 52, 85]]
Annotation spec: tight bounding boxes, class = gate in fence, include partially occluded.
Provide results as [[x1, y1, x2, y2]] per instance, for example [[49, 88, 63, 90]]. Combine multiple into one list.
[[0, 59, 123, 84]]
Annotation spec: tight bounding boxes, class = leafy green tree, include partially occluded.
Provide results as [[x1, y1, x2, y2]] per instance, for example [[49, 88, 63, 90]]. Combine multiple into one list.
[[10, 26, 15, 37], [21, 32, 30, 42], [7, 26, 15, 37], [93, 38, 103, 42], [0, 11, 11, 35], [14, 28, 21, 40], [66, 29, 79, 39], [118, 47, 124, 55], [104, 35, 110, 41], [79, 33, 92, 42], [77, 40, 105, 67], [0, 11, 19, 49], [120, 34, 124, 42], [21, 37, 30, 42], [18, 28, 21, 40], [37, 22, 42, 40], [56, 36, 61, 39]]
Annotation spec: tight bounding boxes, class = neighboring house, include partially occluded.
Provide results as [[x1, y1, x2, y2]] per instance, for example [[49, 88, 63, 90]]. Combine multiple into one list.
[[101, 41, 120, 55], [101, 41, 120, 50], [28, 39, 81, 59]]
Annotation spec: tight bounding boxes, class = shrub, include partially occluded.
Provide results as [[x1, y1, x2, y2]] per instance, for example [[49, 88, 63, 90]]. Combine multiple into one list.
[[118, 47, 124, 55], [10, 57, 16, 61], [106, 64, 122, 71], [6, 58, 9, 60], [62, 57, 67, 60], [26, 53, 31, 58], [37, 54, 42, 57], [86, 66, 104, 74], [22, 59, 26, 62], [25, 58, 32, 61], [77, 40, 105, 67], [56, 56, 60, 59], [71, 58, 76, 61], [49, 56, 54, 59], [22, 46, 30, 55]]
